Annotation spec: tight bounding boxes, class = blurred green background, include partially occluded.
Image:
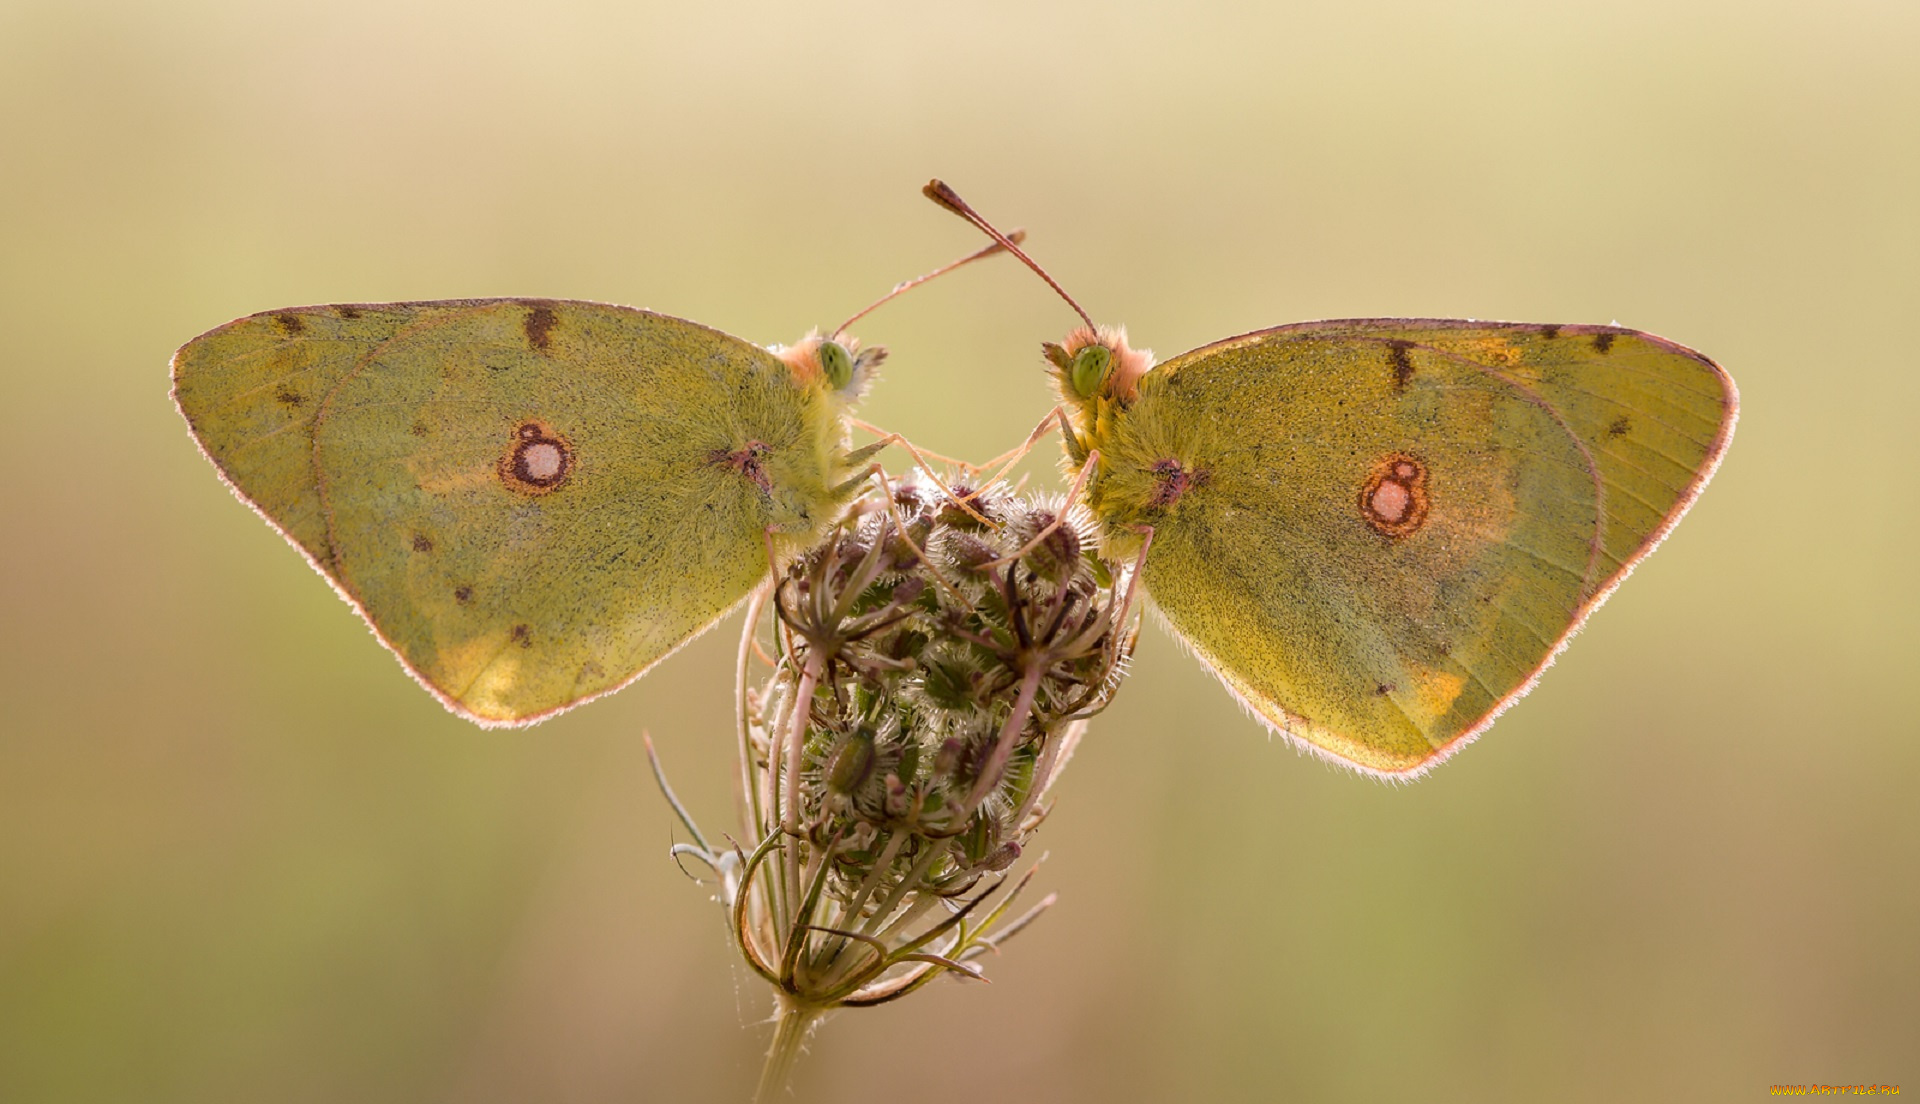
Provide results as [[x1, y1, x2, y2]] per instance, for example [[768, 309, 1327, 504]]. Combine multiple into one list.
[[3, 1, 1914, 1101]]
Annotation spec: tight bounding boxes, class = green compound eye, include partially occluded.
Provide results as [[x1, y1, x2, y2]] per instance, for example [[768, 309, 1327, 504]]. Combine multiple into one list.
[[819, 340, 855, 390], [1070, 344, 1112, 399]]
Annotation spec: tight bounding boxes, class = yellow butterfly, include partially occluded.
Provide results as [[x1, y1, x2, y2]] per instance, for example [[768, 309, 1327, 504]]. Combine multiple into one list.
[[928, 181, 1738, 777], [171, 240, 1009, 726]]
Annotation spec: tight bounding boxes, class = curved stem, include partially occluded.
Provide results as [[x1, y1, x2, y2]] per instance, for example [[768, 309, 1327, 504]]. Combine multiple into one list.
[[737, 584, 771, 837], [754, 997, 824, 1104], [782, 652, 825, 914], [961, 664, 1045, 818]]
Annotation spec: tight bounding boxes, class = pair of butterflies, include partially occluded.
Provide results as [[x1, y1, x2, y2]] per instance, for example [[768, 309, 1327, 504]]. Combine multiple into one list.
[[172, 185, 1737, 778]]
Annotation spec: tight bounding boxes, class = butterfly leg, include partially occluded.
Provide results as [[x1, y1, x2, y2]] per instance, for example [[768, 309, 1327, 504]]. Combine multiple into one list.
[[960, 406, 1081, 502], [982, 449, 1101, 570], [833, 431, 996, 529], [848, 417, 988, 472], [833, 462, 973, 606]]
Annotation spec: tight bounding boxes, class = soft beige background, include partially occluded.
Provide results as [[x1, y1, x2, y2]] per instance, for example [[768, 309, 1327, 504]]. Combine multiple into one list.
[[3, 1, 1914, 1101]]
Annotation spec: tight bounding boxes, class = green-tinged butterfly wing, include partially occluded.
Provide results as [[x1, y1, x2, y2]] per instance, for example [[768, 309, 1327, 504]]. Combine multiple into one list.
[[173, 299, 850, 725], [1084, 319, 1736, 776]]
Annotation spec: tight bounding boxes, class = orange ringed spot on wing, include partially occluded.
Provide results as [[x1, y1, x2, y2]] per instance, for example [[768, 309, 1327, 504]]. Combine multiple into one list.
[[499, 420, 572, 494], [1359, 452, 1430, 539]]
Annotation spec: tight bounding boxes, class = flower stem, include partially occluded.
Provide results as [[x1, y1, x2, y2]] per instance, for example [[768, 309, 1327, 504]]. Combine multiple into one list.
[[754, 997, 824, 1104], [782, 652, 825, 917], [962, 664, 1045, 817]]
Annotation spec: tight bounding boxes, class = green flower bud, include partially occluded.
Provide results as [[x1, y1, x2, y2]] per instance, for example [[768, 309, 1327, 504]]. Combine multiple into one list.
[[824, 728, 876, 795]]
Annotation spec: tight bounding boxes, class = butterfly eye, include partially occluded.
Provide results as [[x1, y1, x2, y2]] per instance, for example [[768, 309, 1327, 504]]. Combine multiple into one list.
[[819, 339, 855, 390], [1070, 345, 1113, 398]]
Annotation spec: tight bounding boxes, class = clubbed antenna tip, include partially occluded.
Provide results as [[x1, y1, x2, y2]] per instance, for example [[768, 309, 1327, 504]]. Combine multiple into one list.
[[923, 179, 1096, 331]]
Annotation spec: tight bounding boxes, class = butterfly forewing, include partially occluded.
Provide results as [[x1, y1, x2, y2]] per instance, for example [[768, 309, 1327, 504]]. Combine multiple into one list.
[[1096, 319, 1735, 775], [1380, 322, 1736, 583], [172, 303, 442, 565], [173, 299, 845, 725]]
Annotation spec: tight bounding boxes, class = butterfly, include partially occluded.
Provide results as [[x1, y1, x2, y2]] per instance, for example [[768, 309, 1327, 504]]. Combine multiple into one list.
[[169, 216, 1035, 727], [927, 181, 1738, 777]]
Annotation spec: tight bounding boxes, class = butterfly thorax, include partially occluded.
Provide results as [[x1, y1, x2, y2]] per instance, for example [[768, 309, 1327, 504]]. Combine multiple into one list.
[[750, 330, 890, 548]]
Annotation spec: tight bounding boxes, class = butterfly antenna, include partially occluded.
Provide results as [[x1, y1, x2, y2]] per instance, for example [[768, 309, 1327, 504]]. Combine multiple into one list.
[[923, 179, 1095, 331], [831, 228, 1029, 340]]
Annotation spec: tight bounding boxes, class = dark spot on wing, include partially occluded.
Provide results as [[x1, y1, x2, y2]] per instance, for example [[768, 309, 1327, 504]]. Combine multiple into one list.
[[274, 385, 303, 407], [1540, 324, 1561, 340], [336, 306, 363, 320], [510, 623, 532, 648], [411, 421, 429, 437], [523, 303, 558, 352], [1374, 682, 1396, 697], [1607, 415, 1633, 438], [273, 312, 305, 335], [708, 440, 774, 494], [412, 534, 433, 553], [1592, 331, 1616, 354], [454, 585, 473, 604], [1387, 340, 1416, 391], [1146, 458, 1209, 509]]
